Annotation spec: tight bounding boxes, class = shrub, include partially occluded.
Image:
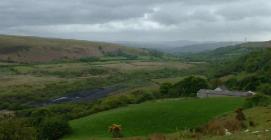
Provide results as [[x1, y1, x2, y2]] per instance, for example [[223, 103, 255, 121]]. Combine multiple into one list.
[[238, 75, 264, 91], [257, 83, 271, 95], [225, 77, 238, 90], [108, 124, 123, 138], [159, 82, 172, 96], [201, 108, 247, 136], [0, 116, 37, 140], [170, 76, 209, 97], [201, 118, 243, 136], [132, 90, 155, 103], [29, 109, 71, 140], [79, 57, 99, 62], [235, 108, 246, 121], [100, 95, 131, 109], [37, 117, 71, 140], [243, 94, 271, 108], [31, 109, 53, 126]]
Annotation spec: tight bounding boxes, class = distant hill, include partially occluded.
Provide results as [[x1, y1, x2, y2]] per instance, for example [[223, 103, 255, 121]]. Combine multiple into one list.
[[0, 35, 150, 63], [116, 40, 241, 54], [116, 40, 198, 49], [165, 42, 241, 54], [183, 41, 271, 62]]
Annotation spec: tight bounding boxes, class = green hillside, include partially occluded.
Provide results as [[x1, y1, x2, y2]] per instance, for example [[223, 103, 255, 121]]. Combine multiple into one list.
[[0, 35, 150, 63], [183, 41, 271, 62], [213, 48, 271, 93], [64, 97, 244, 140]]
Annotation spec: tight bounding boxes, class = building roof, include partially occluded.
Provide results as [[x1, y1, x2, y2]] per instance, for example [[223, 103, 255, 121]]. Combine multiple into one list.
[[198, 89, 252, 97]]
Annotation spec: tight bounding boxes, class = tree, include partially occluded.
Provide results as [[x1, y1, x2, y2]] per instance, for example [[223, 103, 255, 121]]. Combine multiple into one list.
[[30, 109, 71, 140], [225, 77, 238, 90], [37, 117, 71, 140], [171, 76, 209, 97]]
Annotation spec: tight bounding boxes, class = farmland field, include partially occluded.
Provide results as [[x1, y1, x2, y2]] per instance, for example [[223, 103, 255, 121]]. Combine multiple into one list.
[[64, 97, 244, 140]]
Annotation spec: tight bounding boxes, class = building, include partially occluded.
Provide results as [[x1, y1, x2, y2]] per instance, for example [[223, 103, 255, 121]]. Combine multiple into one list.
[[197, 87, 255, 98]]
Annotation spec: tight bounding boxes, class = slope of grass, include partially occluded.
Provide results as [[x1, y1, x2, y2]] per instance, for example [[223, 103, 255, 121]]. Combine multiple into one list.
[[64, 97, 244, 140], [183, 41, 271, 62], [165, 106, 271, 140]]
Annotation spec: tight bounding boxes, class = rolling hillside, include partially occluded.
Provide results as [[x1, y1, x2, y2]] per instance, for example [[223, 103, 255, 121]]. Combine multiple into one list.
[[0, 35, 150, 63], [64, 98, 244, 139], [117, 41, 240, 54], [183, 41, 271, 62], [213, 47, 271, 92], [168, 42, 240, 54]]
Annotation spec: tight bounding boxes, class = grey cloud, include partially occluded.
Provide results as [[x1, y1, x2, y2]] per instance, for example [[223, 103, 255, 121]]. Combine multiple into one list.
[[0, 0, 150, 28], [150, 4, 219, 25], [0, 0, 271, 41], [216, 1, 271, 20]]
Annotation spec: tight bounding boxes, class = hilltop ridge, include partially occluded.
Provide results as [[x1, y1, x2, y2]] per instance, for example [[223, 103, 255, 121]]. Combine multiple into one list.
[[0, 35, 150, 63]]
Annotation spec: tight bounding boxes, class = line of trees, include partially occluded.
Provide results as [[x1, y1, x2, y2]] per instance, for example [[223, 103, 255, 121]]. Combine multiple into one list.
[[160, 76, 209, 97]]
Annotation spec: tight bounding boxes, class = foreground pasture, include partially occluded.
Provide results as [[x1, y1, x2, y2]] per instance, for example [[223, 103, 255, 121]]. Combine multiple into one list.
[[64, 97, 244, 140]]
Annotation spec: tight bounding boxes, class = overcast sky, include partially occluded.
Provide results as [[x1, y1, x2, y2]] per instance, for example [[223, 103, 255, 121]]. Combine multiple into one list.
[[1, 0, 271, 42]]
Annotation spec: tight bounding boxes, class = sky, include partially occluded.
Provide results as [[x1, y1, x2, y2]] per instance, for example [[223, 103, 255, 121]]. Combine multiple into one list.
[[1, 0, 271, 42]]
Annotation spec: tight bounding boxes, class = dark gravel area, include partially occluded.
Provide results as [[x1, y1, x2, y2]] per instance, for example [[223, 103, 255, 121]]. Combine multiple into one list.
[[31, 85, 124, 107]]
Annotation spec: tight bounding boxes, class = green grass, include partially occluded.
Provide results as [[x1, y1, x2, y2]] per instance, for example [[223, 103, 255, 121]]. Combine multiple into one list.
[[167, 106, 271, 140], [64, 97, 244, 140]]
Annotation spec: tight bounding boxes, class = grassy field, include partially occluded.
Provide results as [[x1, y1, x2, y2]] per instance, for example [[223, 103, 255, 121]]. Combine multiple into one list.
[[64, 97, 244, 140]]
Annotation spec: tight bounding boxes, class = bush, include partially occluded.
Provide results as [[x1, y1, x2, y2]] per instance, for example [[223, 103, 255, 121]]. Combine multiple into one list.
[[159, 82, 172, 96], [0, 116, 37, 140], [133, 90, 155, 103], [37, 117, 71, 140], [29, 109, 71, 140], [257, 83, 271, 95], [201, 118, 243, 136], [108, 124, 123, 138], [225, 77, 238, 90], [169, 76, 209, 97], [243, 94, 271, 108], [238, 75, 267, 91], [225, 74, 271, 91], [100, 95, 131, 109], [79, 57, 99, 62], [31, 109, 53, 126]]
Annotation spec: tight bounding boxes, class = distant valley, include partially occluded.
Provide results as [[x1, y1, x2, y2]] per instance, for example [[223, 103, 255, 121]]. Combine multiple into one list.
[[116, 40, 241, 54]]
